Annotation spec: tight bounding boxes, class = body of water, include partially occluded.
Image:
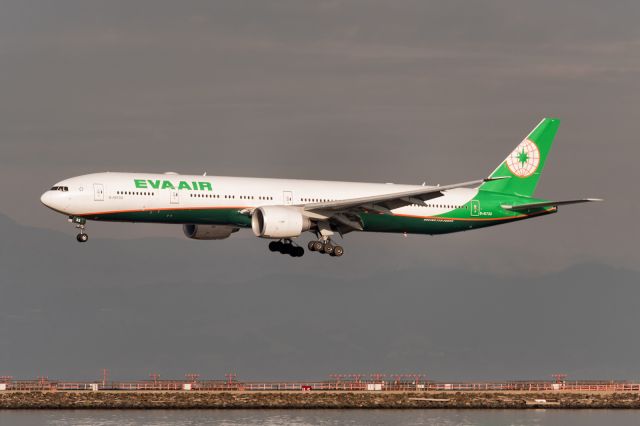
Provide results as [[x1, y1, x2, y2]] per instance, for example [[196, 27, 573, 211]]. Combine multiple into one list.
[[0, 409, 638, 426]]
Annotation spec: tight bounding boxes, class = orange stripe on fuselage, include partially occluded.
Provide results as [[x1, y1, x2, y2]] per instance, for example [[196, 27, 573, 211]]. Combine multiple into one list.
[[395, 213, 524, 222], [80, 205, 556, 222], [394, 207, 556, 222], [80, 206, 249, 216]]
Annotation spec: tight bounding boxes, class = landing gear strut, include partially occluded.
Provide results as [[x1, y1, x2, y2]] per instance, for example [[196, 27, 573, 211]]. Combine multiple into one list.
[[268, 239, 304, 257], [69, 216, 88, 243], [308, 222, 344, 257], [308, 238, 344, 257]]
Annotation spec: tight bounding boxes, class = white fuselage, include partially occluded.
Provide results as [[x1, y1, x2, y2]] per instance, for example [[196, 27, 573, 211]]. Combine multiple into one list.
[[41, 172, 478, 220]]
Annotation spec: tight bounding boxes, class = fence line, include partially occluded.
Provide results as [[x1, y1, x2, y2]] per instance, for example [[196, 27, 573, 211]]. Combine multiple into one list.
[[2, 379, 640, 392]]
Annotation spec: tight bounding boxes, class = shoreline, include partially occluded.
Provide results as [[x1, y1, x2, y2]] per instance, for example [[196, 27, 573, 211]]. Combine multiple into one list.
[[2, 391, 640, 409]]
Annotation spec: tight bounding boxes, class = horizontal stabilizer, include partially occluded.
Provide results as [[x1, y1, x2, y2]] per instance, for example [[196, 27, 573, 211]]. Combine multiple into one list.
[[502, 198, 603, 212]]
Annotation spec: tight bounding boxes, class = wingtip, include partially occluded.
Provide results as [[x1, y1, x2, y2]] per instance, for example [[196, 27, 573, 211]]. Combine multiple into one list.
[[484, 176, 511, 182]]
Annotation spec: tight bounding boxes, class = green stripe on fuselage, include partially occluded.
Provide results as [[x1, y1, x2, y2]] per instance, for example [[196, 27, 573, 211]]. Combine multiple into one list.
[[81, 190, 556, 235], [85, 208, 252, 227]]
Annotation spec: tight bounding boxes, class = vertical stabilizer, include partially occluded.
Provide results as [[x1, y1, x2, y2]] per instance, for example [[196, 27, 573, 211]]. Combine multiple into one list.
[[480, 118, 560, 197]]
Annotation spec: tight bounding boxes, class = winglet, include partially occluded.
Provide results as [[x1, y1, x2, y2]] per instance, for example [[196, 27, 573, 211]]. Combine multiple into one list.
[[483, 176, 511, 183]]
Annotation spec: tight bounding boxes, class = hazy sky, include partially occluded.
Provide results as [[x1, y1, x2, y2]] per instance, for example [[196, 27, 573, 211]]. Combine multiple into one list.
[[2, 213, 640, 381], [0, 0, 639, 382], [1, 1, 638, 272]]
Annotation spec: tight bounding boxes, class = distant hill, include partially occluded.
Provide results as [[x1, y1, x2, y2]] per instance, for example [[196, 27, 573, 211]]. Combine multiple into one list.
[[0, 213, 638, 382]]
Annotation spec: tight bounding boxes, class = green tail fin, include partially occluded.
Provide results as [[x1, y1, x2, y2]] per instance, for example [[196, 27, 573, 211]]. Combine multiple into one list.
[[480, 118, 560, 197]]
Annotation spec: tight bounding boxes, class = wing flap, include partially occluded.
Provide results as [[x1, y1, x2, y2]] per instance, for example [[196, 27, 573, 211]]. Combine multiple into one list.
[[303, 177, 506, 213]]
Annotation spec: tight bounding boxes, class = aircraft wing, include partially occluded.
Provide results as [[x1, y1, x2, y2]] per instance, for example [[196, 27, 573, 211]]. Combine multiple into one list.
[[502, 198, 603, 212], [303, 177, 504, 214]]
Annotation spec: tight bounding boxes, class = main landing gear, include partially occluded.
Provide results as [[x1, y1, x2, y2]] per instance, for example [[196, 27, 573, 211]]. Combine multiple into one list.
[[268, 239, 305, 257], [69, 216, 88, 243], [308, 239, 344, 257]]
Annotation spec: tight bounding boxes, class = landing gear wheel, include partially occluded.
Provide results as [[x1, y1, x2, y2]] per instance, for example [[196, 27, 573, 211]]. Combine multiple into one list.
[[267, 240, 306, 257], [312, 241, 324, 252], [308, 241, 317, 251], [322, 243, 334, 255], [70, 216, 88, 243], [268, 241, 280, 252], [290, 246, 305, 257], [279, 243, 291, 255], [332, 245, 344, 257]]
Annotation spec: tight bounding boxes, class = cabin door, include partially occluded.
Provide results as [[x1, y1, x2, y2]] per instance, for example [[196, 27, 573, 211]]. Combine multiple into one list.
[[283, 191, 293, 205], [170, 190, 180, 204], [93, 184, 104, 201], [470, 200, 480, 217]]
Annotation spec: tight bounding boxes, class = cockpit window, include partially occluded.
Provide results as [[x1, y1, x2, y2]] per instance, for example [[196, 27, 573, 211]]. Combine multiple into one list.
[[50, 186, 68, 192]]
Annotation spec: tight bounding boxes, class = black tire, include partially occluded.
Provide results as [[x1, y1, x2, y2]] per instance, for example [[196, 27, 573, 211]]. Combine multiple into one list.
[[333, 245, 344, 257], [76, 233, 88, 243], [323, 243, 334, 255], [279, 243, 291, 255], [291, 246, 304, 257], [308, 241, 316, 251], [312, 241, 324, 252], [268, 241, 279, 252]]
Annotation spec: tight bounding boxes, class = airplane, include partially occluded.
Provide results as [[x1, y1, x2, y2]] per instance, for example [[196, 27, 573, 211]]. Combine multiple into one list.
[[41, 118, 600, 258]]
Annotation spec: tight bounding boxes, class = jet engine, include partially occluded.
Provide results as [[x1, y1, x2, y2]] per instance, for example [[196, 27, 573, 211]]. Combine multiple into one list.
[[251, 206, 311, 238], [183, 224, 239, 240]]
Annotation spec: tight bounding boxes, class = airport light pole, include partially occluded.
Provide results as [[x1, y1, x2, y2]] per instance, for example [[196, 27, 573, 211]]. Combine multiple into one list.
[[370, 373, 386, 383], [185, 373, 199, 383], [552, 374, 568, 383], [225, 373, 237, 385], [149, 373, 160, 387], [101, 369, 109, 387]]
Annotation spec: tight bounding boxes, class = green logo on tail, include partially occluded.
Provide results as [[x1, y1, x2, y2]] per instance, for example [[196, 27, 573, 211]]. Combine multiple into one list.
[[481, 118, 560, 197], [506, 139, 540, 178]]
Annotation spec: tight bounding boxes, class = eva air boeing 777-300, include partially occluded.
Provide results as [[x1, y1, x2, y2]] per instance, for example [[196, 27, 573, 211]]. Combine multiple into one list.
[[41, 118, 600, 257]]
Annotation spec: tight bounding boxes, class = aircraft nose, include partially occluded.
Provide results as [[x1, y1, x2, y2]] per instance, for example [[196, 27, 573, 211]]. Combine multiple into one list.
[[40, 191, 53, 207], [40, 189, 70, 213]]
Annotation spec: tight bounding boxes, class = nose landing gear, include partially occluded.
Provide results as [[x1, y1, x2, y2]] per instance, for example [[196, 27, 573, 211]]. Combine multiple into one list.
[[268, 239, 304, 257], [69, 216, 88, 243]]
